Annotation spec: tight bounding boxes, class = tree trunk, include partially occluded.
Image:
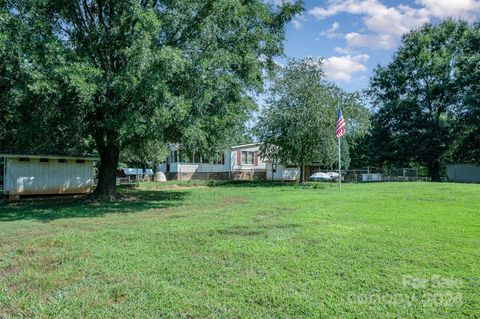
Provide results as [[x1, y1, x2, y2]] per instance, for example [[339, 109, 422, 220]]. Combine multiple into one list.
[[428, 160, 441, 182], [299, 164, 304, 184], [91, 143, 120, 200], [141, 160, 147, 181]]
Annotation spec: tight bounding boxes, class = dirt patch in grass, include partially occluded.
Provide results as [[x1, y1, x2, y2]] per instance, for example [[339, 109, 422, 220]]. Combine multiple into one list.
[[221, 196, 249, 205], [216, 226, 266, 237], [213, 223, 303, 238]]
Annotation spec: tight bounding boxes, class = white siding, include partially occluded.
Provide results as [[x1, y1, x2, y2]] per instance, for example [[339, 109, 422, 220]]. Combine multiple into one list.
[[5, 158, 94, 195], [266, 163, 299, 181], [231, 145, 266, 171], [176, 163, 229, 173], [160, 151, 231, 173]]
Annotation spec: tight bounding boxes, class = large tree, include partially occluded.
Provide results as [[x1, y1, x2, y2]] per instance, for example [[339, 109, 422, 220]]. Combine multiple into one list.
[[367, 20, 477, 181], [450, 22, 480, 163], [1, 0, 302, 199], [256, 58, 370, 182]]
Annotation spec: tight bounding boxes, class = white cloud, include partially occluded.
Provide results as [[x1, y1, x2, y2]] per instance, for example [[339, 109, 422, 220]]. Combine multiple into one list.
[[320, 21, 341, 38], [416, 0, 480, 19], [345, 32, 397, 49], [323, 54, 369, 82], [334, 46, 353, 54], [291, 14, 308, 30], [309, 0, 480, 50], [292, 18, 302, 29]]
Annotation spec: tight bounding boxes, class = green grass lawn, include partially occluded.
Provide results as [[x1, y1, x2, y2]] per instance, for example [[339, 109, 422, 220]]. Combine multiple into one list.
[[0, 182, 479, 318]]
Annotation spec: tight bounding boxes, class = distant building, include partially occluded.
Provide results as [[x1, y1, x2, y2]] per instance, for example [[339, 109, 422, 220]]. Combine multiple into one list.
[[447, 163, 480, 183], [158, 143, 267, 181], [1, 153, 98, 198]]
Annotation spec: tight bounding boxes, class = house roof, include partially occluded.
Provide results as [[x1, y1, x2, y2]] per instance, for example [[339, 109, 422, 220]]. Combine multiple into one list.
[[0, 153, 99, 161], [230, 143, 261, 149]]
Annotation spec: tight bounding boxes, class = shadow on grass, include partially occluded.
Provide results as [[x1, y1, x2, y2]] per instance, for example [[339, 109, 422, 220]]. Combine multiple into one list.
[[207, 180, 297, 188], [207, 180, 332, 189], [0, 190, 186, 222]]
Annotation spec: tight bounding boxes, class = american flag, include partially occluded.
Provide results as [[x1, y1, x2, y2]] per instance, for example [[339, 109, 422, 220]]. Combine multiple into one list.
[[336, 108, 346, 138]]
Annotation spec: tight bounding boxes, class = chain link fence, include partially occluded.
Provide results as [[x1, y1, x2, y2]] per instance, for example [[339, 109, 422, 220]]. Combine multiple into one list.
[[314, 166, 428, 183]]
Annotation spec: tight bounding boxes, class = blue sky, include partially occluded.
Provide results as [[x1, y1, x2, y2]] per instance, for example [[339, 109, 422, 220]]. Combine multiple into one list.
[[270, 0, 480, 92]]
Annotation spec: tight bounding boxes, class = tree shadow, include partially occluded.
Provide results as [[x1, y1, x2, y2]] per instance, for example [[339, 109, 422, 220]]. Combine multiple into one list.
[[208, 180, 331, 189], [208, 180, 298, 188], [0, 190, 186, 222]]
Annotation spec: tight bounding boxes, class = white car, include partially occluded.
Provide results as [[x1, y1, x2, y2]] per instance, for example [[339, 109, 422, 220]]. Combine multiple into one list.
[[309, 172, 340, 181], [326, 172, 340, 180], [309, 172, 332, 181]]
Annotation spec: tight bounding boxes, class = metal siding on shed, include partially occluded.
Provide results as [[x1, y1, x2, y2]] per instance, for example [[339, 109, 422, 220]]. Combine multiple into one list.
[[5, 158, 94, 195], [447, 164, 480, 183]]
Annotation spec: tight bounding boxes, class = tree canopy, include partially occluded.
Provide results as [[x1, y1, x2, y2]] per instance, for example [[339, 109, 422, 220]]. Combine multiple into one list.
[[256, 58, 370, 182], [0, 0, 302, 198], [366, 20, 480, 180], [450, 21, 480, 163]]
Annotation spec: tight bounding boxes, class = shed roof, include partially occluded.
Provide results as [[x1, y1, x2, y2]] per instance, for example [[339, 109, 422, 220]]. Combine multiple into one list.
[[0, 153, 99, 161]]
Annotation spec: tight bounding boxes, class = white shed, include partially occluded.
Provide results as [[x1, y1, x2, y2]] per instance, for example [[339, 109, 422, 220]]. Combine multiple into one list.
[[1, 154, 98, 198]]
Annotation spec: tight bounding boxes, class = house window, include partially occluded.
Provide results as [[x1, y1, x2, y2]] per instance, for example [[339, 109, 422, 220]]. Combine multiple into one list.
[[39, 158, 49, 163], [19, 158, 29, 162], [272, 163, 277, 173], [76, 159, 85, 164], [171, 151, 178, 163], [58, 159, 68, 163], [242, 151, 254, 165]]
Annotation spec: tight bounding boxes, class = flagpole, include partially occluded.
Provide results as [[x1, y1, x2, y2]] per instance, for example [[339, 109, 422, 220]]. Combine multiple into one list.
[[338, 136, 341, 190]]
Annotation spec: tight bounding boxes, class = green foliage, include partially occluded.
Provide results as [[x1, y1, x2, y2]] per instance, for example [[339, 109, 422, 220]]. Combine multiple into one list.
[[450, 22, 480, 163], [121, 138, 168, 171], [366, 20, 480, 179], [0, 0, 302, 196], [0, 182, 479, 317], [256, 58, 370, 176]]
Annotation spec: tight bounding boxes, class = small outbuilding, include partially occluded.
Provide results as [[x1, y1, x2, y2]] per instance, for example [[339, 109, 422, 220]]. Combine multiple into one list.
[[0, 153, 98, 198], [447, 163, 480, 183]]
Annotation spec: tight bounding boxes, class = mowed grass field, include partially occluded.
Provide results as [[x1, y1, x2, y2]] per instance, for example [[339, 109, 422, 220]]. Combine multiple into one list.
[[0, 182, 479, 318]]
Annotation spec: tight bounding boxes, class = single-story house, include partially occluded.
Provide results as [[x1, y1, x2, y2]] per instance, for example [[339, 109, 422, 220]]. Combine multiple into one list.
[[158, 143, 267, 181], [447, 163, 480, 183], [1, 153, 98, 198]]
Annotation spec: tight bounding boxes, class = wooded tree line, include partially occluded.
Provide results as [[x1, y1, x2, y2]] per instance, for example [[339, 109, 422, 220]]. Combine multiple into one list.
[[353, 20, 480, 181]]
